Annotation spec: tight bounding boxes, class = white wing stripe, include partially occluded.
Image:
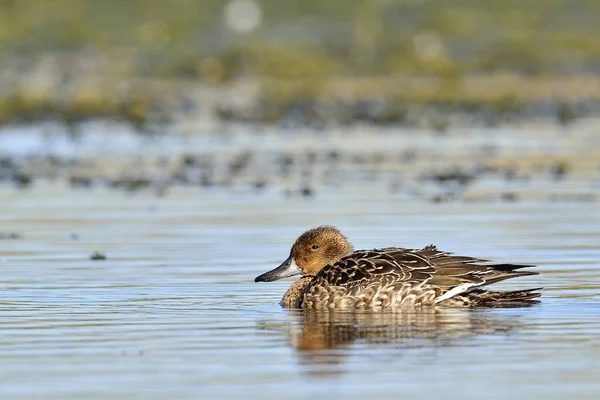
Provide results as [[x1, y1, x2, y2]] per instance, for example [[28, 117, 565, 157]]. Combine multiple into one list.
[[434, 282, 479, 304]]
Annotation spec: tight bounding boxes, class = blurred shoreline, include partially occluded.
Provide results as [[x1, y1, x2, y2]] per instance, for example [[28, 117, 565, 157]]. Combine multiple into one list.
[[1, 119, 598, 204], [1, 1, 599, 201], [2, 0, 600, 130], [2, 51, 600, 131]]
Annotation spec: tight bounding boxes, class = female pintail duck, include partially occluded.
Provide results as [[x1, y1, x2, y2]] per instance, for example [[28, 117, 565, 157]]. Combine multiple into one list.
[[255, 226, 540, 309]]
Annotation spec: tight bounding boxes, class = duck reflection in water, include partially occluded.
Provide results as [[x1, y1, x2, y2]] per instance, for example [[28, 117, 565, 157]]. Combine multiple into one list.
[[259, 307, 535, 372]]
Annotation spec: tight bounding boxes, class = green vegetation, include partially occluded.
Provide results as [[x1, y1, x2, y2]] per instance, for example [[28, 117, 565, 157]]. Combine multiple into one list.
[[2, 0, 599, 75], [1, 0, 599, 126]]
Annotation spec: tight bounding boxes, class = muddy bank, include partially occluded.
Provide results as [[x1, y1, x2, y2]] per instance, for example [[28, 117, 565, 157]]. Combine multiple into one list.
[[3, 52, 600, 131], [1, 122, 598, 203], [3, 71, 600, 132]]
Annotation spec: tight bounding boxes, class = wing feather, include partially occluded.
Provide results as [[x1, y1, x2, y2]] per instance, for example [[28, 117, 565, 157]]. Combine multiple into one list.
[[304, 246, 537, 304]]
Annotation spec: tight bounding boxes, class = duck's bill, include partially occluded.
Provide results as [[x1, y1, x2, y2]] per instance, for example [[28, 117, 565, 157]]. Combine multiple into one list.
[[254, 256, 302, 282]]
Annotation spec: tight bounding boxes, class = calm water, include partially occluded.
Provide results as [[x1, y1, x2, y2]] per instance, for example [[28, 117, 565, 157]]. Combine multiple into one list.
[[1, 184, 599, 399]]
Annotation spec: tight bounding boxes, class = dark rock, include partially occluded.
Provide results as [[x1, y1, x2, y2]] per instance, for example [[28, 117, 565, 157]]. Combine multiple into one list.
[[428, 169, 475, 186], [300, 186, 314, 197], [501, 192, 518, 202], [90, 251, 106, 261], [550, 162, 569, 180], [14, 172, 32, 188], [254, 180, 267, 190], [69, 176, 93, 188], [0, 232, 22, 240]]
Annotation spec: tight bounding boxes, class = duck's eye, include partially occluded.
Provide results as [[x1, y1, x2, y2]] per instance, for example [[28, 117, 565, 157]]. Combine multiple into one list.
[[311, 244, 319, 250]]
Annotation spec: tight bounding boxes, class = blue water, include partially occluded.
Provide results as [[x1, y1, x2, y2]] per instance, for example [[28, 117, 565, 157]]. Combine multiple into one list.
[[1, 184, 599, 399]]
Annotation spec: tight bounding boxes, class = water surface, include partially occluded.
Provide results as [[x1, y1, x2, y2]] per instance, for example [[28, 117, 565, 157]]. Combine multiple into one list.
[[1, 184, 599, 399]]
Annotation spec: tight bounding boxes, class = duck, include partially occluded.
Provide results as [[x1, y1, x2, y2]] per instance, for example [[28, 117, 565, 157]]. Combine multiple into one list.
[[254, 226, 541, 309]]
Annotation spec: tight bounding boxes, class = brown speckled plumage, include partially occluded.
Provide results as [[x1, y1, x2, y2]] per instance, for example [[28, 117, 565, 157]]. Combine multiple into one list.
[[280, 277, 314, 308], [256, 226, 541, 310]]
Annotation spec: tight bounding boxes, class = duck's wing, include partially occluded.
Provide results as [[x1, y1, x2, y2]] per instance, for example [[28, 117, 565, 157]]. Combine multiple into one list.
[[313, 246, 537, 303], [389, 245, 538, 303], [312, 249, 436, 290]]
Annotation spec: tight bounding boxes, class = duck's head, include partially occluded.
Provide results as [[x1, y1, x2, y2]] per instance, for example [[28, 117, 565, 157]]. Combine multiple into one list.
[[255, 226, 354, 282]]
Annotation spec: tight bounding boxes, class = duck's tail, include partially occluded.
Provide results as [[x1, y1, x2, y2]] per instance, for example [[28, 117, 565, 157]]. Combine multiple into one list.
[[467, 287, 542, 307]]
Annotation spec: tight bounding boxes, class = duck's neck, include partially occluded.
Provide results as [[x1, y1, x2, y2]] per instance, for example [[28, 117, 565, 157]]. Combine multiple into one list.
[[280, 276, 314, 308]]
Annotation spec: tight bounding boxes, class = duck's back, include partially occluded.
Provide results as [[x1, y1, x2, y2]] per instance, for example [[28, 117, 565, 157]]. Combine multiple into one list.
[[298, 245, 539, 310]]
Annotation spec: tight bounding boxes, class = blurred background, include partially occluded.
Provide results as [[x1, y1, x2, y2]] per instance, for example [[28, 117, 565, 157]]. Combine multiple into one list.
[[0, 0, 599, 196], [2, 0, 600, 129]]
